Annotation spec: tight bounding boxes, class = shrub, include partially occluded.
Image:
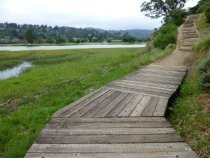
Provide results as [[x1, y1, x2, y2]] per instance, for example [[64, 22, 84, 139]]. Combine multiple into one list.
[[198, 56, 210, 73], [196, 1, 210, 13], [195, 37, 210, 53], [201, 72, 210, 88], [205, 7, 210, 23], [169, 9, 187, 26], [153, 23, 177, 49], [198, 57, 210, 88]]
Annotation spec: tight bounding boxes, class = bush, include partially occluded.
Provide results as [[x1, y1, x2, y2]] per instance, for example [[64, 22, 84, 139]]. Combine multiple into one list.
[[169, 9, 187, 26], [201, 72, 210, 88], [198, 56, 210, 73], [198, 57, 210, 88], [153, 23, 177, 49], [205, 7, 210, 23], [196, 1, 210, 14], [122, 36, 136, 43], [195, 37, 210, 53]]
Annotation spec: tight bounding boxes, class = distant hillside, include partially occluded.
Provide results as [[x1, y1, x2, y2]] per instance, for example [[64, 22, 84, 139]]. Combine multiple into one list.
[[120, 29, 153, 39], [109, 29, 153, 39], [86, 28, 153, 39]]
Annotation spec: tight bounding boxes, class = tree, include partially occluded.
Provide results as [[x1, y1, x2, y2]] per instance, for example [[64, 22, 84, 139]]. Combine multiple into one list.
[[25, 28, 35, 44], [140, 0, 187, 22], [122, 33, 136, 43]]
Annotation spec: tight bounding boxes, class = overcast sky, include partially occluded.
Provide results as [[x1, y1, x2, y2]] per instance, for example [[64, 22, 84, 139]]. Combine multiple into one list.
[[0, 0, 199, 30]]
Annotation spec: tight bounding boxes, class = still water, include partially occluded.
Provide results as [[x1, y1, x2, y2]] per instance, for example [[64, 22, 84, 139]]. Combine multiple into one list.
[[0, 62, 32, 80], [0, 44, 146, 51]]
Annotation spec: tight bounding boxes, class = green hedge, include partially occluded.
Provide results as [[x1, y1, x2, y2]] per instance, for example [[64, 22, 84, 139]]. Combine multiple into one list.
[[153, 23, 177, 49], [198, 56, 210, 88], [195, 37, 210, 53]]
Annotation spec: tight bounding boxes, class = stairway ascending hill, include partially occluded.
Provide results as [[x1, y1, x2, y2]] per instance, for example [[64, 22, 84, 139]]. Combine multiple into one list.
[[178, 15, 199, 52]]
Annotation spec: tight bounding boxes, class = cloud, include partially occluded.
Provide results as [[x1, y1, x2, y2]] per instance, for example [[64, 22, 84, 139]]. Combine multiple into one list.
[[0, 0, 199, 30]]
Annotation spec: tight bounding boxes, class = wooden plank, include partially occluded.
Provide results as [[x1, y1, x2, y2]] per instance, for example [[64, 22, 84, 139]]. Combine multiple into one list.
[[130, 73, 182, 82], [70, 90, 115, 118], [124, 76, 180, 86], [141, 97, 160, 116], [153, 98, 169, 116], [106, 85, 171, 97], [148, 64, 187, 71], [130, 96, 151, 116], [113, 79, 178, 89], [28, 142, 193, 153], [135, 69, 185, 79], [138, 69, 185, 77], [117, 94, 144, 117], [81, 91, 121, 117], [144, 67, 186, 74], [41, 127, 176, 135], [25, 151, 198, 158], [106, 93, 135, 117], [46, 121, 171, 129], [110, 82, 175, 93], [50, 117, 167, 123], [36, 133, 183, 144], [53, 88, 109, 118], [94, 92, 128, 117], [106, 86, 169, 98]]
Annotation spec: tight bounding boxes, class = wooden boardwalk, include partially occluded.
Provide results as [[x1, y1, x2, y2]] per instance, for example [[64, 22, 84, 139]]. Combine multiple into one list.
[[26, 16, 199, 158]]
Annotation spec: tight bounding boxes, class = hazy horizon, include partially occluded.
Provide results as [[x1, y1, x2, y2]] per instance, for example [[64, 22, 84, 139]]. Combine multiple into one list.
[[0, 0, 199, 30]]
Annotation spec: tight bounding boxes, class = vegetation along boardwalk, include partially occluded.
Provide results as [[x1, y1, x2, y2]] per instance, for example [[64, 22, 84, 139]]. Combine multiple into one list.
[[26, 16, 199, 158]]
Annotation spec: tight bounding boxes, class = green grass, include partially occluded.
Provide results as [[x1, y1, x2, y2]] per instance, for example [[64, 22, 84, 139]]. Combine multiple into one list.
[[194, 37, 210, 53], [0, 47, 174, 158], [168, 54, 210, 157], [196, 14, 210, 38], [168, 14, 210, 158]]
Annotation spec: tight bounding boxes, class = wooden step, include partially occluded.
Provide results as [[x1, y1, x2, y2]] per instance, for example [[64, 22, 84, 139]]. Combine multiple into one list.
[[178, 49, 192, 52], [179, 46, 192, 50], [27, 143, 194, 153], [182, 26, 195, 29], [182, 31, 197, 34], [25, 151, 199, 158], [181, 38, 199, 42], [181, 42, 196, 46], [182, 27, 196, 31], [182, 34, 199, 38]]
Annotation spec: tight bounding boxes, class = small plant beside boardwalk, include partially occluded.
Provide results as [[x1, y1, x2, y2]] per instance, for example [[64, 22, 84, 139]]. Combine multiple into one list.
[[198, 56, 210, 88]]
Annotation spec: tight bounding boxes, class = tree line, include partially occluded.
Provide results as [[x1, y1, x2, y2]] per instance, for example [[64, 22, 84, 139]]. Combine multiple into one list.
[[0, 23, 145, 44]]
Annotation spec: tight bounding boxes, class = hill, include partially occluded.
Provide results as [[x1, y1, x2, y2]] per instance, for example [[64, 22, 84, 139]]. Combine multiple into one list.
[[109, 29, 153, 39]]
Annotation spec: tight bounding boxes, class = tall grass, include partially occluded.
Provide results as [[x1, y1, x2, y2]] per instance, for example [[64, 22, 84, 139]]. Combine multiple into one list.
[[168, 53, 210, 157], [194, 37, 210, 53]]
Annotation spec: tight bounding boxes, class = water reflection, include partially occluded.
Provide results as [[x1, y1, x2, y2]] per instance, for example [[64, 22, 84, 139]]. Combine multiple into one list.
[[0, 62, 32, 80]]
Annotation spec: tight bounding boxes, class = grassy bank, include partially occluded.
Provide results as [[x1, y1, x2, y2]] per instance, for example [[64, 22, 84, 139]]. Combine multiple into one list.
[[0, 46, 174, 158], [168, 14, 210, 158]]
